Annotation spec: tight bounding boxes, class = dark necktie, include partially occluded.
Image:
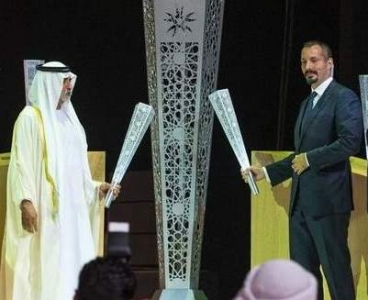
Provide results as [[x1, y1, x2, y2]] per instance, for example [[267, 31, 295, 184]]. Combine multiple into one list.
[[307, 91, 318, 110], [301, 91, 318, 133]]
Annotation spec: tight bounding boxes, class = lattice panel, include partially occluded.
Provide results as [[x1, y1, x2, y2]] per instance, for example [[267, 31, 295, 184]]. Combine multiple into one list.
[[160, 41, 199, 282], [143, 0, 166, 287], [191, 0, 225, 284]]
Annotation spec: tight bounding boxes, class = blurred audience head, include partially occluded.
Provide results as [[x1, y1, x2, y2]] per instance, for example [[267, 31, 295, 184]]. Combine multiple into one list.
[[74, 256, 136, 300], [234, 259, 317, 300]]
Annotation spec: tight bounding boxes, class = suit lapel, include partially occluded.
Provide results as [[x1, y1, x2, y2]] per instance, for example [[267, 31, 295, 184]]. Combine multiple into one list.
[[294, 99, 308, 149]]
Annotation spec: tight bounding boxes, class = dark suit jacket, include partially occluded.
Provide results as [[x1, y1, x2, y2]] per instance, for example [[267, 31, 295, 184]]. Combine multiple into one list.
[[266, 80, 363, 217]]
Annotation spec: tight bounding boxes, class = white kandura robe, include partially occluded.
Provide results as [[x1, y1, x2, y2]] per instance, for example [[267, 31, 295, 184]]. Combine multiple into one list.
[[0, 106, 102, 300]]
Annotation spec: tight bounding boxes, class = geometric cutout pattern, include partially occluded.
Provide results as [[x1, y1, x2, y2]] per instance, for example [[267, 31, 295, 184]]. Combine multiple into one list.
[[160, 41, 199, 282]]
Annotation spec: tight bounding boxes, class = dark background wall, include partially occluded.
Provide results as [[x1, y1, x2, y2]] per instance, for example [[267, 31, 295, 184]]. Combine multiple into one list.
[[0, 0, 367, 299]]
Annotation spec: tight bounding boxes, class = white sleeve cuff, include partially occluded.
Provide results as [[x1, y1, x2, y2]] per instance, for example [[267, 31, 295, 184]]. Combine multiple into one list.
[[263, 167, 271, 183], [304, 153, 310, 167]]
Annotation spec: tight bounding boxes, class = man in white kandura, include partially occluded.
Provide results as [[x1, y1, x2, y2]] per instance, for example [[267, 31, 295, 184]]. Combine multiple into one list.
[[0, 62, 120, 300]]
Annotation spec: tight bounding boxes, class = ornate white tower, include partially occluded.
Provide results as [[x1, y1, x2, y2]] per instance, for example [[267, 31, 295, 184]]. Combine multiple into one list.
[[142, 0, 225, 299]]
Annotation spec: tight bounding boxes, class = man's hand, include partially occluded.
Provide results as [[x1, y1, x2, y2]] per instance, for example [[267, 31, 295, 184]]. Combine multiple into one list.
[[99, 182, 121, 200], [240, 166, 265, 182], [292, 153, 309, 175], [20, 200, 38, 233]]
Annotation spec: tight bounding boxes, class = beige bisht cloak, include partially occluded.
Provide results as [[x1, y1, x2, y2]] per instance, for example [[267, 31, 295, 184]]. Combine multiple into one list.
[[0, 62, 102, 300]]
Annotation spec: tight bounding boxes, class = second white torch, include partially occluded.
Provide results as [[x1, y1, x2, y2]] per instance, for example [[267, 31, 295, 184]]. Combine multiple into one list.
[[209, 89, 259, 195]]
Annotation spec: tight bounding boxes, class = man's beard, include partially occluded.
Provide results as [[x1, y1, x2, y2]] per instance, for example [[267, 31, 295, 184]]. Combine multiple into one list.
[[304, 72, 317, 85], [305, 77, 317, 85], [60, 91, 72, 102]]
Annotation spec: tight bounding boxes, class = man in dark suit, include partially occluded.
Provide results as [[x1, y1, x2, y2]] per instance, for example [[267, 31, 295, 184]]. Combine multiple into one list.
[[242, 40, 363, 299]]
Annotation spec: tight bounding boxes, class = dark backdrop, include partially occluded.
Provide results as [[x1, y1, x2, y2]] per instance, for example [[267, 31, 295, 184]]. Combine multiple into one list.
[[0, 0, 367, 299]]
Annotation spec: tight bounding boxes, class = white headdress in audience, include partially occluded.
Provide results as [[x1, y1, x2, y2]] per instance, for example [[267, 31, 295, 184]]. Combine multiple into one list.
[[234, 259, 317, 300]]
